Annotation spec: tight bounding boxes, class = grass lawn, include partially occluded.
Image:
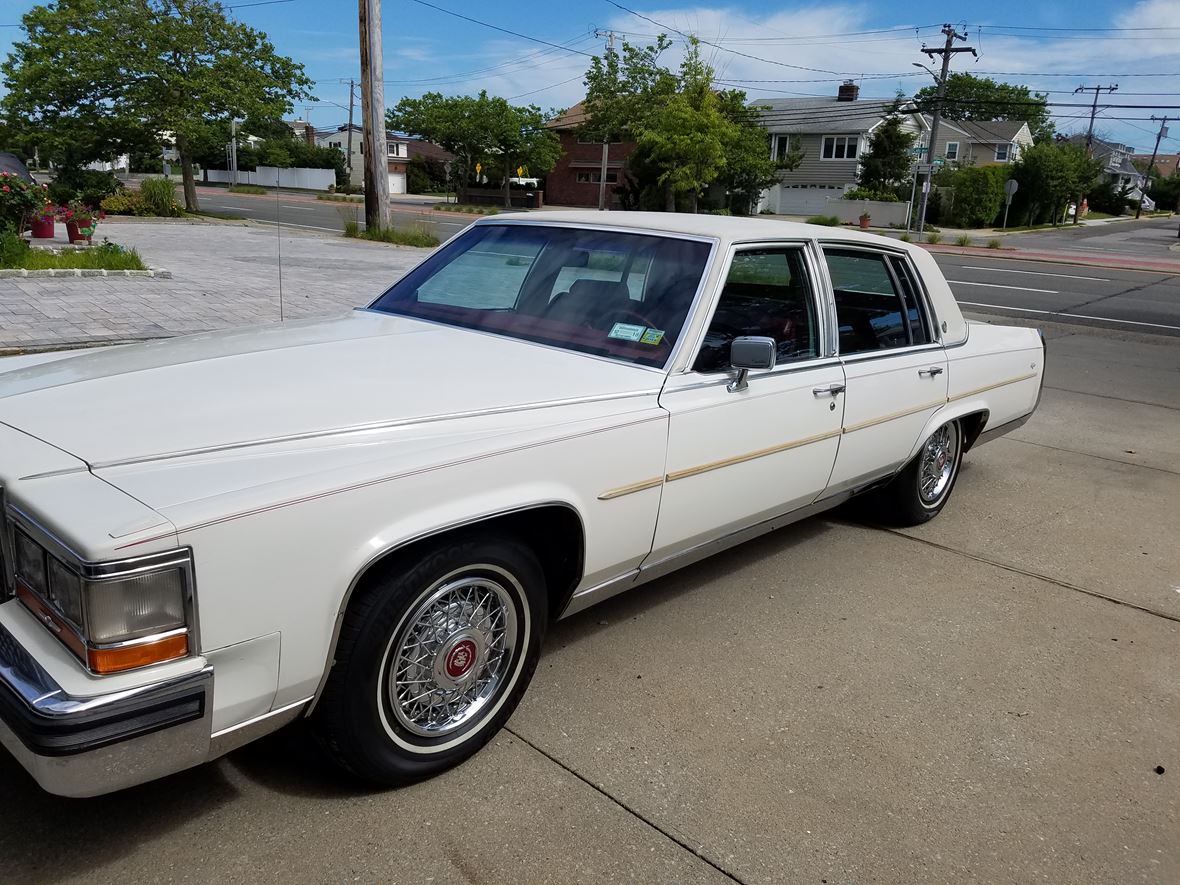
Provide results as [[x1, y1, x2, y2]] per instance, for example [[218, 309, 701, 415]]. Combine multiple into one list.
[[343, 221, 439, 248], [228, 184, 268, 195], [1, 237, 146, 271]]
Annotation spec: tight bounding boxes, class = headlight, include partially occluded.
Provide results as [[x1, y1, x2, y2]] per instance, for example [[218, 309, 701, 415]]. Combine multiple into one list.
[[7, 518, 193, 674]]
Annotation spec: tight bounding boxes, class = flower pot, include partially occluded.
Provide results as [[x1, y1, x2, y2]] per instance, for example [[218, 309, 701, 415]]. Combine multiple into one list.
[[858, 215, 871, 230], [66, 220, 91, 244], [31, 217, 55, 239]]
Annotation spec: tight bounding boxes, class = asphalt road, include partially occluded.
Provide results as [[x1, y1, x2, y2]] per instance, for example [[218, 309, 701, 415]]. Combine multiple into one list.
[[195, 186, 473, 241], [933, 251, 1180, 336]]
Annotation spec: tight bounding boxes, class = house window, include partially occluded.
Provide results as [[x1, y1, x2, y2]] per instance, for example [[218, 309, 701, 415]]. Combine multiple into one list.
[[945, 142, 959, 161], [995, 143, 1011, 162], [575, 171, 618, 184], [576, 135, 623, 144], [821, 136, 858, 160], [329, 141, 341, 149], [773, 134, 798, 162]]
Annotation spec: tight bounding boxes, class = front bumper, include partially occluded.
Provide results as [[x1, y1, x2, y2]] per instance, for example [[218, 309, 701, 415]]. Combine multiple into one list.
[[0, 619, 213, 798]]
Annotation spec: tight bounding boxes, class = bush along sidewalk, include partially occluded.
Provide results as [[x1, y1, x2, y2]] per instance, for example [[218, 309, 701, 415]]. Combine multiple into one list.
[[343, 220, 439, 248], [433, 203, 499, 215]]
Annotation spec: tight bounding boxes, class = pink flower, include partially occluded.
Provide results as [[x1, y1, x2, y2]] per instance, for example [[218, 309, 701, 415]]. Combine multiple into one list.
[[2, 186, 9, 193]]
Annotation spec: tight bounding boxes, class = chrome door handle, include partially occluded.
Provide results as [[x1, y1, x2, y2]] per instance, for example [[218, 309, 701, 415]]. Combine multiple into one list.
[[812, 383, 846, 397], [918, 366, 944, 377]]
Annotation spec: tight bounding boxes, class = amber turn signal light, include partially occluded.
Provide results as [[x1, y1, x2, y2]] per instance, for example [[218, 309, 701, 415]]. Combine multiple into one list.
[[87, 633, 189, 674]]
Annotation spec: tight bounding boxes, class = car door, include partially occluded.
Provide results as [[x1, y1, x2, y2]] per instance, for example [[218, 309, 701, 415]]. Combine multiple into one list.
[[819, 245, 948, 495], [648, 243, 845, 564]]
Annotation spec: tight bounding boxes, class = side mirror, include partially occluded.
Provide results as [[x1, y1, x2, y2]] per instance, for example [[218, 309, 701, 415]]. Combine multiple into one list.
[[727, 336, 776, 393]]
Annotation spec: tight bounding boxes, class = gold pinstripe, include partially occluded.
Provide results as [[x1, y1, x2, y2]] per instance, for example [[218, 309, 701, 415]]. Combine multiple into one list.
[[949, 371, 1039, 402], [597, 477, 665, 500], [841, 399, 948, 434], [665, 429, 843, 482]]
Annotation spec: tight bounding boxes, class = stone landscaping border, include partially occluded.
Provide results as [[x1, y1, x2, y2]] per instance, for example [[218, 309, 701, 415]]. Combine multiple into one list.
[[0, 267, 172, 278]]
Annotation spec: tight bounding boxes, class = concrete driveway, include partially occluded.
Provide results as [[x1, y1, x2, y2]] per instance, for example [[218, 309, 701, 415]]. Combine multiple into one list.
[[0, 321, 1176, 884]]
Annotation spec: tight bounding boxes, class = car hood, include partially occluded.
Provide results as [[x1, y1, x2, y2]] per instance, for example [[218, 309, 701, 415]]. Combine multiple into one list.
[[0, 311, 662, 467]]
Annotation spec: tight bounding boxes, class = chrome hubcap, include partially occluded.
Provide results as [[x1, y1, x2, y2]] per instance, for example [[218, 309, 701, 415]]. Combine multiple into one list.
[[389, 575, 517, 738], [919, 422, 959, 505]]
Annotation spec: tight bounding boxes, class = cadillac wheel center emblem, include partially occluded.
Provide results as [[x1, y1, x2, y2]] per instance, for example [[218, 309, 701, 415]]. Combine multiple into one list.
[[445, 639, 478, 679]]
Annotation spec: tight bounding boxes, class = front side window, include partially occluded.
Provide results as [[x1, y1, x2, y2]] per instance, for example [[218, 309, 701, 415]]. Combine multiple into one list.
[[822, 135, 858, 160], [695, 247, 819, 372], [774, 134, 797, 162], [995, 143, 1010, 162], [824, 248, 916, 354], [370, 225, 712, 368]]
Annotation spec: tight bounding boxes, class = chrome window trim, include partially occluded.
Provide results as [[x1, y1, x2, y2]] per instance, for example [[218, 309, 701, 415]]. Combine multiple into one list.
[[1, 500, 199, 674], [681, 240, 836, 376], [818, 242, 949, 358], [0, 484, 13, 600], [364, 218, 720, 375]]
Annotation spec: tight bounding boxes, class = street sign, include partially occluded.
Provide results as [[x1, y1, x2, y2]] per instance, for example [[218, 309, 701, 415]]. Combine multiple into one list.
[[517, 166, 523, 177], [933, 158, 945, 166], [475, 162, 482, 175], [916, 163, 934, 173], [1004, 178, 1019, 196], [910, 146, 927, 156]]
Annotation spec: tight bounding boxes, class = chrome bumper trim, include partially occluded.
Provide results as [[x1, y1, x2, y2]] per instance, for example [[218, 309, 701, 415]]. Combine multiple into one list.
[[0, 619, 213, 797]]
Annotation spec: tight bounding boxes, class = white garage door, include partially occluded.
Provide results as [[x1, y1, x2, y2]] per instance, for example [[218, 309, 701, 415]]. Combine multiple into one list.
[[775, 185, 840, 215], [388, 172, 406, 195]]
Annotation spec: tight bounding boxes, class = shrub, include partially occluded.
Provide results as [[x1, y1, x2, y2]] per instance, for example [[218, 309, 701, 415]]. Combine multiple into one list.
[[943, 165, 1007, 228], [956, 234, 973, 247], [343, 222, 439, 248], [805, 214, 841, 226], [705, 208, 732, 216], [1087, 179, 1133, 216], [898, 232, 913, 242], [924, 231, 942, 244], [100, 190, 145, 215], [228, 183, 268, 195], [0, 233, 146, 270], [0, 228, 27, 265], [0, 173, 50, 231], [47, 168, 121, 210], [987, 237, 1003, 249], [138, 177, 182, 216], [844, 186, 899, 202]]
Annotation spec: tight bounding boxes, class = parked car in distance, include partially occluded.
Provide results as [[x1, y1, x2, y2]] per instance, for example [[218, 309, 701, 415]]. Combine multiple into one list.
[[0, 212, 1045, 796]]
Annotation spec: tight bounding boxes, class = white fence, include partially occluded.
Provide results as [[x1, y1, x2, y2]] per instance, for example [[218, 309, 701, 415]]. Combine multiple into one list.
[[205, 166, 336, 190]]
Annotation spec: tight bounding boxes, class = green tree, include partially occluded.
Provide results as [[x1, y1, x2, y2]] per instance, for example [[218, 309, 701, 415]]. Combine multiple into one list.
[[857, 107, 917, 195], [915, 73, 1054, 143], [2, 0, 313, 212], [938, 164, 1007, 227], [1010, 141, 1102, 225], [718, 93, 791, 215]]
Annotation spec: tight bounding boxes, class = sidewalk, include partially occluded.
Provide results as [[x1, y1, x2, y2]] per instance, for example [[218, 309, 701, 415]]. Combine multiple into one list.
[[0, 221, 427, 351]]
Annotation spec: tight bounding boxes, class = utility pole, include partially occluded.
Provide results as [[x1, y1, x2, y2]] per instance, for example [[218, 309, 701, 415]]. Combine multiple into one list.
[[914, 24, 975, 241], [1073, 83, 1118, 224], [359, 0, 391, 229], [346, 79, 356, 187], [1136, 115, 1169, 219], [594, 29, 619, 211]]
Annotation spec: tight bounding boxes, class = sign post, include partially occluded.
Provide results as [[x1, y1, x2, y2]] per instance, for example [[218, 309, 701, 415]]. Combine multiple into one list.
[[1003, 178, 1019, 229]]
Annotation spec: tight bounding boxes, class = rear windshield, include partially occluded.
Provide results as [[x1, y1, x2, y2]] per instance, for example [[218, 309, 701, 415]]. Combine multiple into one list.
[[368, 224, 712, 368]]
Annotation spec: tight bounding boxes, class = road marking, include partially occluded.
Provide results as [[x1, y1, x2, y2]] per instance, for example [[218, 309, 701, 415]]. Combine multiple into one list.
[[959, 301, 1180, 332], [959, 265, 1111, 282], [281, 205, 317, 211], [948, 279, 1058, 294], [214, 206, 244, 211]]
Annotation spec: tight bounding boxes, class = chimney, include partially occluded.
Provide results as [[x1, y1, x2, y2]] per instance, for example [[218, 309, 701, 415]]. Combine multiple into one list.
[[837, 80, 859, 102]]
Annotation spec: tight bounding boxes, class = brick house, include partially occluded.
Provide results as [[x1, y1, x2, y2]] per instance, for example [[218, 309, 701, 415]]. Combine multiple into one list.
[[543, 102, 637, 209]]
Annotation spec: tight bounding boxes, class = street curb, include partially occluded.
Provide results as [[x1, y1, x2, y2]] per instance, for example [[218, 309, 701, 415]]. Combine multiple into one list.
[[921, 244, 1180, 275], [0, 267, 173, 279]]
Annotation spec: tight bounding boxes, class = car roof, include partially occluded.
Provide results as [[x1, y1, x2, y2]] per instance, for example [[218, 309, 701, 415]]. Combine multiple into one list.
[[480, 209, 910, 250]]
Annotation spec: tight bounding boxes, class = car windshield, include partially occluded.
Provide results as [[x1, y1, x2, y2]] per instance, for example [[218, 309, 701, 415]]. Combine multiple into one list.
[[368, 224, 713, 368]]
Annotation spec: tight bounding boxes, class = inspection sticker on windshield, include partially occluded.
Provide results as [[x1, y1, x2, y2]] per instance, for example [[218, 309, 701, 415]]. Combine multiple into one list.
[[608, 323, 646, 342], [640, 328, 664, 345]]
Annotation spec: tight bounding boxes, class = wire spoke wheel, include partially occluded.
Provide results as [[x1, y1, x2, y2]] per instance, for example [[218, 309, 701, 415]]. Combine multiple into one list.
[[918, 421, 960, 506], [386, 572, 519, 740]]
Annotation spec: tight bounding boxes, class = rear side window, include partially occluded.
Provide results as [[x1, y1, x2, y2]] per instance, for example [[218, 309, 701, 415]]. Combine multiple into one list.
[[824, 249, 915, 354], [695, 247, 819, 372]]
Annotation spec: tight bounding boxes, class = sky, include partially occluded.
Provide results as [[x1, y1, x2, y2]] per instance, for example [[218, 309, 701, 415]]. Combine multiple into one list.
[[2, 0, 1179, 155]]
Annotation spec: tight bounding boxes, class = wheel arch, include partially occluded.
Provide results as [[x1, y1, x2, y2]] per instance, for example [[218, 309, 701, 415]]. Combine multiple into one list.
[[905, 403, 989, 463], [306, 501, 585, 714]]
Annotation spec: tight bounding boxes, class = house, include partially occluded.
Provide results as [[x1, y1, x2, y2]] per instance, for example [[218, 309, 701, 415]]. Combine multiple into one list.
[[316, 124, 364, 186], [285, 119, 316, 145], [926, 119, 1033, 166], [754, 81, 928, 215], [1067, 135, 1152, 207], [543, 102, 637, 209], [1133, 151, 1178, 181], [387, 137, 410, 194]]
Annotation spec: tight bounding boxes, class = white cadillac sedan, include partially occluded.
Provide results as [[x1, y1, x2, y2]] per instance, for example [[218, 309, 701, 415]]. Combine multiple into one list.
[[0, 212, 1044, 796]]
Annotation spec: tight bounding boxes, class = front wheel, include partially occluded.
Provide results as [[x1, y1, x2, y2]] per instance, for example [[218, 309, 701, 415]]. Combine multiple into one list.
[[867, 419, 963, 526], [313, 533, 547, 785]]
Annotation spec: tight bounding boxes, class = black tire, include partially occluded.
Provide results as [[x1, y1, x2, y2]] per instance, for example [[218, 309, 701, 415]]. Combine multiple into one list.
[[313, 532, 547, 786], [863, 419, 963, 527]]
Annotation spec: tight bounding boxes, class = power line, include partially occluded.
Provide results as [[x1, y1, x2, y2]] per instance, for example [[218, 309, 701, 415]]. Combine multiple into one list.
[[406, 0, 596, 57], [506, 74, 585, 101]]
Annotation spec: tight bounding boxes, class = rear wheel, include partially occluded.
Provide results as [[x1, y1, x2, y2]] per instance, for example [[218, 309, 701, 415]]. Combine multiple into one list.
[[865, 419, 962, 526], [314, 533, 546, 785]]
